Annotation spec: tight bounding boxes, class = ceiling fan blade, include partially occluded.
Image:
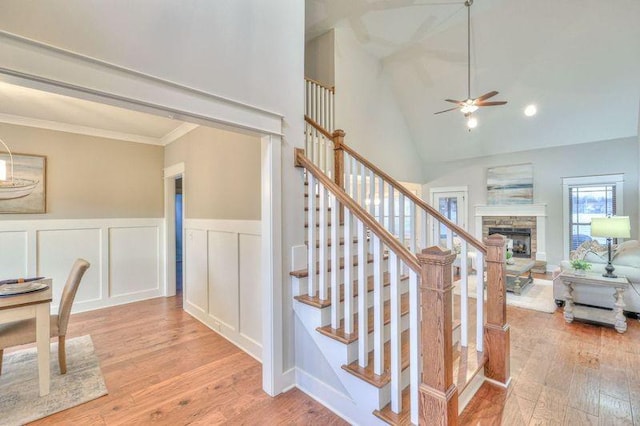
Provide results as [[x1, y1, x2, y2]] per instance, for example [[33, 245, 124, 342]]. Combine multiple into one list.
[[476, 101, 508, 106], [434, 107, 460, 115], [475, 91, 499, 102], [444, 99, 464, 105]]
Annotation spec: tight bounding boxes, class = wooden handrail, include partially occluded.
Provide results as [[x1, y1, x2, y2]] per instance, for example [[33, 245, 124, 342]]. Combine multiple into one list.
[[304, 76, 335, 93], [339, 143, 487, 254], [295, 149, 421, 274], [304, 116, 334, 140]]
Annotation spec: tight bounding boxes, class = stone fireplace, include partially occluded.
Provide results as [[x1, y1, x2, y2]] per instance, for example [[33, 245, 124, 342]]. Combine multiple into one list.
[[474, 204, 547, 265]]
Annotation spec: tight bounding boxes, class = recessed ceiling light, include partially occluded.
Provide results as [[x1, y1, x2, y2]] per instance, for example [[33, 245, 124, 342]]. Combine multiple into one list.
[[524, 104, 537, 117]]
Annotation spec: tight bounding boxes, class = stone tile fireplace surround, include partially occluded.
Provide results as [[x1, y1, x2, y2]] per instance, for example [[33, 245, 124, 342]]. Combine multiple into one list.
[[474, 204, 547, 263]]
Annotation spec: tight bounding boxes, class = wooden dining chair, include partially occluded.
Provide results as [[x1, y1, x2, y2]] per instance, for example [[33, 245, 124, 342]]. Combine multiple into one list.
[[0, 258, 90, 375]]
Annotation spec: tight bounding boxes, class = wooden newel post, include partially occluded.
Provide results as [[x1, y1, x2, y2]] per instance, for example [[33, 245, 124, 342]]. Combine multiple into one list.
[[332, 129, 345, 190], [417, 246, 458, 426], [484, 234, 511, 385]]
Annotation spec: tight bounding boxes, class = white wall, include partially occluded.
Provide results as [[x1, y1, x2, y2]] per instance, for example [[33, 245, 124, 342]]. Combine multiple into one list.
[[0, 218, 164, 313], [183, 219, 262, 360], [0, 0, 304, 389], [333, 26, 424, 183], [305, 30, 335, 87], [423, 137, 639, 267]]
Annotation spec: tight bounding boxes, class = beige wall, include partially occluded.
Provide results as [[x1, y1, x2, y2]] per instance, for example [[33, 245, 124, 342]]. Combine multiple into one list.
[[164, 126, 261, 220], [0, 123, 164, 219]]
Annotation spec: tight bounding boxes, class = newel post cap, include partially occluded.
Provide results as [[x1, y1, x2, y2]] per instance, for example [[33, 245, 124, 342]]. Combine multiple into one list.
[[485, 233, 507, 247], [417, 246, 457, 266]]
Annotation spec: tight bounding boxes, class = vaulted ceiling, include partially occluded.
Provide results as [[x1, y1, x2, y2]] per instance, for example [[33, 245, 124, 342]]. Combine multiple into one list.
[[307, 0, 640, 163]]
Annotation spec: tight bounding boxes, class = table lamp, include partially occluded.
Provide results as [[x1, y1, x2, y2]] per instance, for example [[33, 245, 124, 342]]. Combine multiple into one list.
[[590, 216, 631, 278]]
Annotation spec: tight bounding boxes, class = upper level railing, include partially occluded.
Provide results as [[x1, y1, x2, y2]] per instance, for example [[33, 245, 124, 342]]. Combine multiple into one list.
[[305, 77, 334, 133]]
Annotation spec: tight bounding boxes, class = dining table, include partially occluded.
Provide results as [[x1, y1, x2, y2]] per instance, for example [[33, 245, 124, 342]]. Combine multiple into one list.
[[0, 278, 52, 396]]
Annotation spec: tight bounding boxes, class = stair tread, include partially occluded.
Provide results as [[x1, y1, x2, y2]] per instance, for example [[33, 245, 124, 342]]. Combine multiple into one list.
[[373, 341, 487, 425], [316, 292, 410, 344], [289, 253, 388, 278], [294, 272, 408, 309], [342, 329, 410, 388], [305, 237, 358, 249]]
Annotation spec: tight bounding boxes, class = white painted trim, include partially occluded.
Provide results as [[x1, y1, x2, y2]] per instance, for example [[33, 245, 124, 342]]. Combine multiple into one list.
[[0, 112, 163, 145], [459, 370, 485, 414], [261, 134, 286, 395], [163, 163, 185, 298], [561, 174, 624, 259], [0, 217, 165, 313], [0, 32, 284, 137], [429, 185, 469, 194], [474, 204, 547, 218], [185, 218, 260, 235], [160, 122, 199, 146]]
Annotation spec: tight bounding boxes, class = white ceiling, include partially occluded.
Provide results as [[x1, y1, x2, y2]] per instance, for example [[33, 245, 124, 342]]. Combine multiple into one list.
[[307, 0, 640, 163], [0, 81, 196, 146]]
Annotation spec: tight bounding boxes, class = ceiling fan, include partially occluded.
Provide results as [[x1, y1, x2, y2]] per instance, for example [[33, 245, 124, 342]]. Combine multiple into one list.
[[434, 0, 507, 126]]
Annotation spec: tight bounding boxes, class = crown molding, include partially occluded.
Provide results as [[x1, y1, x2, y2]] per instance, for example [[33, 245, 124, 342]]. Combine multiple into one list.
[[160, 122, 199, 146], [0, 112, 167, 145]]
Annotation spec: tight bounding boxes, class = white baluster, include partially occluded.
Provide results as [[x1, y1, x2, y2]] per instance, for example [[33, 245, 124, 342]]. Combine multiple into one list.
[[409, 269, 420, 425], [330, 194, 340, 329], [357, 220, 368, 367], [409, 201, 417, 254], [421, 210, 428, 250], [307, 174, 317, 297], [389, 186, 395, 236], [351, 156, 358, 203], [390, 252, 402, 413], [343, 209, 354, 334], [360, 163, 367, 210], [399, 193, 405, 248], [460, 240, 469, 347], [476, 251, 485, 352], [373, 236, 384, 375], [329, 88, 334, 131], [318, 183, 328, 300], [320, 85, 325, 132]]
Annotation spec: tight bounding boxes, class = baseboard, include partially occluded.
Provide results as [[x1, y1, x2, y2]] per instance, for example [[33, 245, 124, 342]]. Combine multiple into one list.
[[295, 367, 371, 426]]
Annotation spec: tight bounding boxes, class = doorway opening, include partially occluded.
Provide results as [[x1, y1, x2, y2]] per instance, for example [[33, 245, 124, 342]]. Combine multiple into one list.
[[175, 177, 183, 295]]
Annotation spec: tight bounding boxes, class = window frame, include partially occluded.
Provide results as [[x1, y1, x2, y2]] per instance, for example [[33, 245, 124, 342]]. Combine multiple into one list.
[[562, 174, 624, 259]]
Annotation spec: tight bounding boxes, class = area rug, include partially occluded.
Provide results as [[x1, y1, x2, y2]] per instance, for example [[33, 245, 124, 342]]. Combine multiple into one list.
[[454, 275, 557, 314], [0, 335, 108, 426]]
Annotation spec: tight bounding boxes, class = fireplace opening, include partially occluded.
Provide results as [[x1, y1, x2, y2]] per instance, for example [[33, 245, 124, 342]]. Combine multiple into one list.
[[488, 227, 532, 258]]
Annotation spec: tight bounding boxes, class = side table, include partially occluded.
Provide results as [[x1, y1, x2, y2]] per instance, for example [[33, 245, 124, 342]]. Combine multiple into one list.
[[558, 271, 629, 333]]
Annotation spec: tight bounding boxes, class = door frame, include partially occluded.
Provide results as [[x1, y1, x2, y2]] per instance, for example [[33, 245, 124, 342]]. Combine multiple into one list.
[[0, 40, 286, 396], [163, 163, 185, 299], [429, 186, 469, 246]]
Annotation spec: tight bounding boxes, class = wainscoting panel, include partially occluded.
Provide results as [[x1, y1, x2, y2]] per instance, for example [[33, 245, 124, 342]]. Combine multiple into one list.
[[185, 228, 208, 315], [239, 233, 262, 347], [183, 219, 262, 361], [37, 228, 102, 307], [109, 226, 160, 298], [207, 231, 239, 331], [0, 230, 28, 278], [0, 219, 165, 314]]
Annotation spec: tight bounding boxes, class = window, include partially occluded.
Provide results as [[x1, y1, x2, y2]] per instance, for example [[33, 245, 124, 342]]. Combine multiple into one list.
[[562, 175, 624, 257]]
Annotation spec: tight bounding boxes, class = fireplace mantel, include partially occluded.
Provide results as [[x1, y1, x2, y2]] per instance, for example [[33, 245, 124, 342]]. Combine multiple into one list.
[[475, 204, 547, 261]]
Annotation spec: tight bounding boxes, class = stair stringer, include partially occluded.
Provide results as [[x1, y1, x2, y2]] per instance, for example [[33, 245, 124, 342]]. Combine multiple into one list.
[[293, 298, 389, 426]]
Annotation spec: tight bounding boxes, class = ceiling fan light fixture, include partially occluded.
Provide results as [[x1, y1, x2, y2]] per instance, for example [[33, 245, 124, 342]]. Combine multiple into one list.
[[466, 115, 478, 129], [460, 103, 479, 114]]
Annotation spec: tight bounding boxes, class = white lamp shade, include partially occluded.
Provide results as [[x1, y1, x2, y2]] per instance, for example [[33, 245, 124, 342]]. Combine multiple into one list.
[[591, 216, 631, 238], [0, 159, 5, 181]]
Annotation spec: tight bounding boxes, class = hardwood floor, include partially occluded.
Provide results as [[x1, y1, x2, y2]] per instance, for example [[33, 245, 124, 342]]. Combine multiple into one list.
[[26, 295, 347, 425], [460, 273, 640, 425]]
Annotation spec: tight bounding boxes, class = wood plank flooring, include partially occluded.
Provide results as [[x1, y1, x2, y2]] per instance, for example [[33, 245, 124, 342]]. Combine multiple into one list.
[[460, 273, 640, 425], [24, 295, 348, 425]]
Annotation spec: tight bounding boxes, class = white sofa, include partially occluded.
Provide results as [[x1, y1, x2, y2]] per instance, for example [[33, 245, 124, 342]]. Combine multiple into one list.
[[553, 240, 640, 316]]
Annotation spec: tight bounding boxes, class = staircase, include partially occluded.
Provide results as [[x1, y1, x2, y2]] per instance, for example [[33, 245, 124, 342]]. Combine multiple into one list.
[[291, 78, 511, 425]]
